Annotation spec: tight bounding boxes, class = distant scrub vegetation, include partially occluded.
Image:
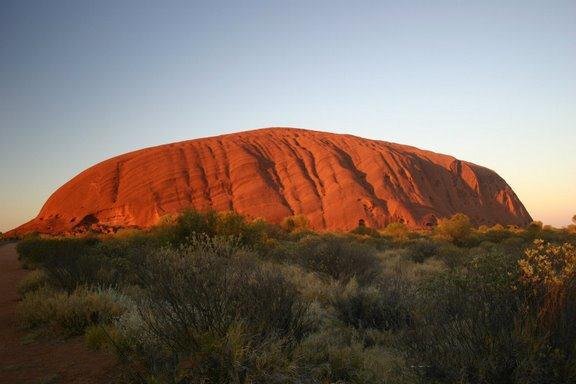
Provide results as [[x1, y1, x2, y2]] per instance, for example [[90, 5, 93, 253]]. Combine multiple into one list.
[[14, 210, 576, 383]]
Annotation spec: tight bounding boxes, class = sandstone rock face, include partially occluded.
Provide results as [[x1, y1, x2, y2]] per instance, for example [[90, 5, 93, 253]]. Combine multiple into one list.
[[8, 128, 532, 235]]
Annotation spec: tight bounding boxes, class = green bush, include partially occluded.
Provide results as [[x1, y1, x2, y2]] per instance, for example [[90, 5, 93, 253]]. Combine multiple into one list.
[[17, 237, 99, 269], [332, 279, 413, 331], [381, 222, 410, 241], [436, 242, 467, 268], [297, 327, 418, 384], [293, 234, 380, 284], [17, 269, 49, 295], [477, 224, 514, 243], [405, 239, 439, 263], [112, 238, 311, 382], [16, 238, 104, 291], [378, 248, 447, 284], [281, 214, 310, 233], [274, 262, 335, 305], [17, 287, 129, 336], [153, 209, 274, 247], [500, 236, 528, 255], [407, 249, 521, 383], [17, 235, 161, 292], [350, 224, 381, 237], [435, 213, 472, 245]]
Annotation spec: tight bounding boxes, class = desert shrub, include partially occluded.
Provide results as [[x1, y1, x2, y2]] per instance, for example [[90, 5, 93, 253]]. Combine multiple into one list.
[[111, 238, 311, 382], [17, 287, 129, 336], [499, 236, 528, 255], [297, 327, 417, 384], [215, 211, 260, 244], [378, 248, 447, 284], [155, 209, 255, 242], [17, 269, 49, 295], [42, 252, 108, 292], [332, 278, 413, 332], [17, 235, 161, 292], [407, 249, 521, 383], [435, 213, 472, 245], [17, 212, 576, 383], [151, 240, 309, 342], [176, 208, 218, 237], [17, 237, 99, 269], [405, 239, 439, 263], [433, 242, 468, 268], [381, 222, 410, 241], [275, 262, 336, 304], [400, 239, 576, 383], [351, 223, 381, 237], [281, 214, 310, 233], [84, 239, 137, 286], [116, 316, 299, 384], [152, 209, 275, 248], [15, 237, 114, 291], [84, 324, 117, 351], [114, 227, 145, 239], [525, 220, 543, 236], [352, 234, 393, 251], [255, 237, 295, 263], [293, 234, 380, 284], [478, 223, 514, 243], [153, 209, 219, 244], [538, 227, 570, 244], [514, 240, 576, 383], [518, 239, 576, 291]]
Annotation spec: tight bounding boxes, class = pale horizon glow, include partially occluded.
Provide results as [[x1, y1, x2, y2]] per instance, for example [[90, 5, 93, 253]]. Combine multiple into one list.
[[1, 1, 575, 232]]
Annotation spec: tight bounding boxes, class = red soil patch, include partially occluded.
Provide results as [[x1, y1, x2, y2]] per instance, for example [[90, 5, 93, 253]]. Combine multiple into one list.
[[0, 243, 119, 383]]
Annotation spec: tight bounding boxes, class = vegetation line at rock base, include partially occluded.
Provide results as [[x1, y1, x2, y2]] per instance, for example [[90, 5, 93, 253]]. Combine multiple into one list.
[[14, 210, 576, 384]]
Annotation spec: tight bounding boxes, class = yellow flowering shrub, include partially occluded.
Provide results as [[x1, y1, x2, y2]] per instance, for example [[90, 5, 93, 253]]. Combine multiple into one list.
[[519, 239, 576, 289], [518, 239, 576, 334], [434, 213, 472, 244]]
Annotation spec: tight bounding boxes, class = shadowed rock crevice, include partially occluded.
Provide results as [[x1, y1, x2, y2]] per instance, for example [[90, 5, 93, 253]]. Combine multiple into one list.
[[241, 142, 295, 216]]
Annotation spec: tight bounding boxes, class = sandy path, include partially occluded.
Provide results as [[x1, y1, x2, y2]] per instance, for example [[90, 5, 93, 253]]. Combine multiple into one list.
[[0, 242, 119, 383]]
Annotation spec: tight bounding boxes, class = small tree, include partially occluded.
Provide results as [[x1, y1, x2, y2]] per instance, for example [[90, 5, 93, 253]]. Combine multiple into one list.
[[381, 222, 409, 241], [281, 214, 309, 233], [527, 220, 543, 231], [435, 213, 472, 245]]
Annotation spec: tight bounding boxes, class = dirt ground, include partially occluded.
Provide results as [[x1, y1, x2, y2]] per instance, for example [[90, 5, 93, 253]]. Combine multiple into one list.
[[0, 242, 119, 383]]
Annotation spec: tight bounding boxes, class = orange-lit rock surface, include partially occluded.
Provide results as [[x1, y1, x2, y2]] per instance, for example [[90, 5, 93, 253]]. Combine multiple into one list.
[[8, 128, 532, 235]]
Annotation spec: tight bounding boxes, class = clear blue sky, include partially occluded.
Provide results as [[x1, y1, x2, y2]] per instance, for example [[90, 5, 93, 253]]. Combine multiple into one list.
[[1, 0, 575, 232]]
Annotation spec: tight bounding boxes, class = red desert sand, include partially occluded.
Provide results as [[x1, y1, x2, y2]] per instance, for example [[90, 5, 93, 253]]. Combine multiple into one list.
[[7, 128, 532, 236], [0, 243, 118, 383]]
